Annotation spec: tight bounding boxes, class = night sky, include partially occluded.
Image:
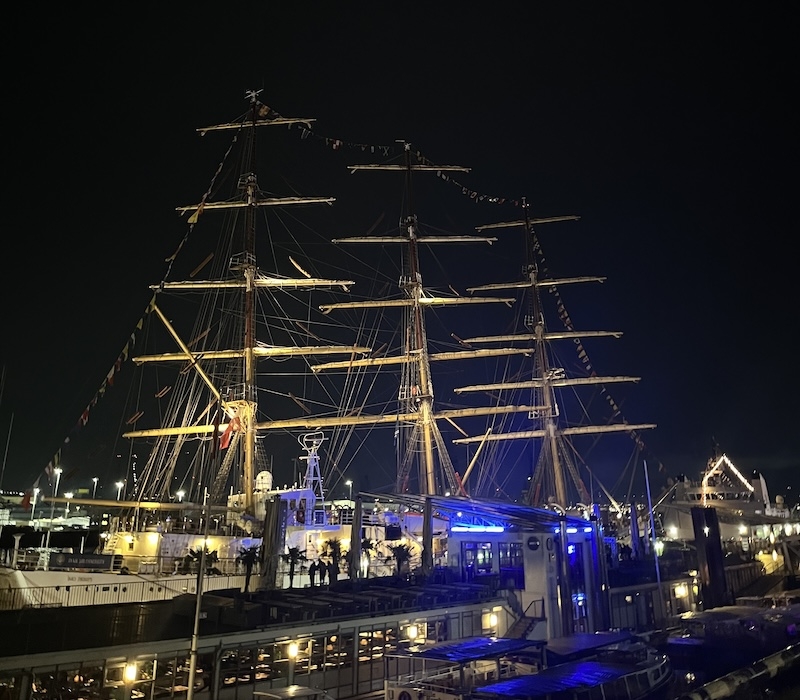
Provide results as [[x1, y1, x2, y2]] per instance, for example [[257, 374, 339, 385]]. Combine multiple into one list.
[[2, 6, 797, 502]]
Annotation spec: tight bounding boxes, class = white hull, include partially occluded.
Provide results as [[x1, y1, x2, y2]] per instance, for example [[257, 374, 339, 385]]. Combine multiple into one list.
[[0, 566, 250, 610]]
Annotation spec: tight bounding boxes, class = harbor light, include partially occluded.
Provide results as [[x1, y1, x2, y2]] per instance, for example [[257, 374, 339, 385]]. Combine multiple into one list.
[[287, 642, 298, 685], [92, 477, 99, 499], [346, 479, 352, 500], [65, 492, 74, 517], [116, 481, 124, 501], [124, 663, 137, 683], [177, 490, 185, 502]]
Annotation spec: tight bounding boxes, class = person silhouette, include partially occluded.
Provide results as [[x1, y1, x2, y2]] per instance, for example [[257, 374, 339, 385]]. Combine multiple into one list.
[[309, 559, 319, 587]]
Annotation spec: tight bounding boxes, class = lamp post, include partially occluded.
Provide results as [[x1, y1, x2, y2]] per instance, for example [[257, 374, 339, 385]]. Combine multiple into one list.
[[92, 477, 99, 499], [346, 479, 353, 502], [116, 481, 124, 501], [30, 487, 40, 525], [177, 490, 185, 502], [64, 492, 74, 518], [44, 467, 62, 550]]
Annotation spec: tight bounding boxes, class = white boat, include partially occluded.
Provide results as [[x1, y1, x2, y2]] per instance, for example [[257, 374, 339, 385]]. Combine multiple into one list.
[[384, 631, 674, 700], [657, 451, 798, 543]]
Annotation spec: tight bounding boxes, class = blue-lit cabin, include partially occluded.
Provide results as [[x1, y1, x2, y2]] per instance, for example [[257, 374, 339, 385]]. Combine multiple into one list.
[[432, 498, 610, 638]]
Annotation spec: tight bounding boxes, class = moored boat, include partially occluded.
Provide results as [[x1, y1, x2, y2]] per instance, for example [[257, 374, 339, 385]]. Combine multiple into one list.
[[384, 631, 674, 700]]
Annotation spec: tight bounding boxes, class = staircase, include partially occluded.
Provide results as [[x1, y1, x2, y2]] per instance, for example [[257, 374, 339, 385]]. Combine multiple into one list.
[[503, 593, 547, 640], [735, 572, 786, 599]]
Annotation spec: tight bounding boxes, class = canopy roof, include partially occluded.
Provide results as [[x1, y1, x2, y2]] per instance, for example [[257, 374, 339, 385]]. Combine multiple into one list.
[[390, 636, 544, 663]]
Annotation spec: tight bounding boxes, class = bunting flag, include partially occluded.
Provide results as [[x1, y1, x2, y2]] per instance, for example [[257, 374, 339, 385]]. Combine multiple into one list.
[[37, 297, 158, 488], [279, 102, 526, 210], [533, 236, 666, 474]]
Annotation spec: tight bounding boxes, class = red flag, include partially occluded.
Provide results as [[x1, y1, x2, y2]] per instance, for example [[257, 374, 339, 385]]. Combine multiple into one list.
[[21, 477, 41, 511], [219, 417, 240, 450]]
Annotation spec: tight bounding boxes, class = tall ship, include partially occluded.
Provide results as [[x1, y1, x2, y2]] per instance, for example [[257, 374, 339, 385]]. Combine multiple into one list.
[[1, 91, 659, 610]]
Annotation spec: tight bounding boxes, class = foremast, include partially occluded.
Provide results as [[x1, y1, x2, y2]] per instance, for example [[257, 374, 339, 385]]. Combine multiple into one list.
[[123, 91, 367, 517]]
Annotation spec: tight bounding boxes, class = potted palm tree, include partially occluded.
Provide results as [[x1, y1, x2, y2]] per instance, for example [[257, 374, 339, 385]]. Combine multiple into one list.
[[236, 545, 261, 593], [280, 546, 307, 588], [387, 543, 414, 578]]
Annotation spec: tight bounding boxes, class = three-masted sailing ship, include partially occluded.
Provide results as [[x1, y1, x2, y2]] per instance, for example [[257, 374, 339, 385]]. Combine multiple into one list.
[[4, 91, 658, 609]]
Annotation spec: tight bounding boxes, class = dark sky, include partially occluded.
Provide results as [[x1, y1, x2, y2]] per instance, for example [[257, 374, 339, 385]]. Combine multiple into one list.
[[2, 5, 797, 501]]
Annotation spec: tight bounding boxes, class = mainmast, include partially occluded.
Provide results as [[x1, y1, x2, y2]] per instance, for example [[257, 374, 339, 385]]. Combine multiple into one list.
[[315, 143, 518, 496], [240, 95, 260, 516], [400, 143, 437, 495]]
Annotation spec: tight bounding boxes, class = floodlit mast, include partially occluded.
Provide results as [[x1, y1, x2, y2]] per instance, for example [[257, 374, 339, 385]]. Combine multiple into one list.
[[454, 207, 656, 507], [125, 91, 366, 515]]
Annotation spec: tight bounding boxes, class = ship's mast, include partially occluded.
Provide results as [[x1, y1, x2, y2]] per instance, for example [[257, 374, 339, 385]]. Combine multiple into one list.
[[124, 91, 367, 516], [454, 212, 656, 508], [241, 94, 260, 514], [521, 202, 568, 506], [317, 144, 519, 496], [399, 143, 437, 495]]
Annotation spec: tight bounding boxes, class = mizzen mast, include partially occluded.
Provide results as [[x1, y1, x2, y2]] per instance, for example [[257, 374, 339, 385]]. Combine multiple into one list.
[[459, 207, 656, 507]]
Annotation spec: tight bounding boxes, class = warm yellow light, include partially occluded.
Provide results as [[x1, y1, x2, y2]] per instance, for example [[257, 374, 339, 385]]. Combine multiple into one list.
[[668, 526, 678, 538], [489, 613, 498, 627], [124, 535, 134, 544], [739, 524, 748, 535], [124, 664, 137, 683], [772, 549, 778, 561], [288, 642, 298, 659], [147, 532, 160, 544], [674, 583, 688, 598], [407, 625, 418, 641]]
